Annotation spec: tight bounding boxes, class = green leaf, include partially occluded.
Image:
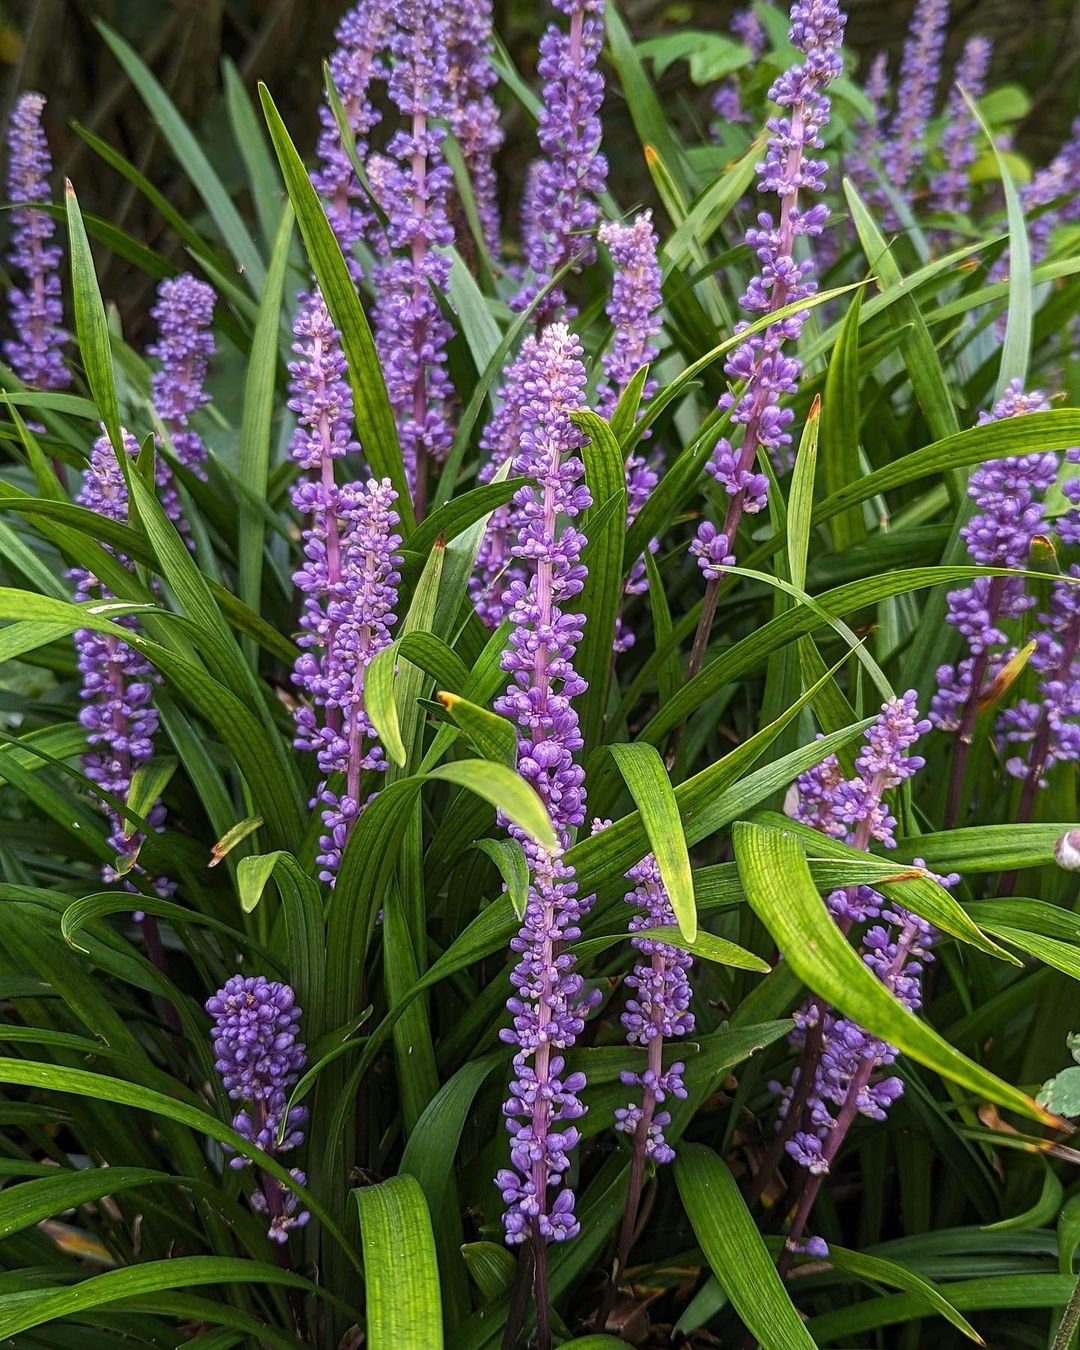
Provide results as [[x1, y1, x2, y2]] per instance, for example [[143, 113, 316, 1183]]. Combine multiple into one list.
[[733, 823, 1053, 1124], [983, 1161, 1062, 1232], [0, 1167, 173, 1241], [428, 761, 556, 852], [366, 640, 409, 768], [235, 852, 325, 1037], [436, 693, 517, 769], [0, 1257, 324, 1341], [222, 57, 287, 248], [237, 205, 294, 652], [126, 757, 178, 829], [98, 23, 266, 293], [608, 743, 696, 941], [573, 409, 628, 752], [575, 925, 768, 973], [843, 179, 959, 444], [355, 1176, 443, 1350], [461, 1243, 517, 1303], [673, 1144, 816, 1349], [259, 83, 410, 525], [823, 1245, 984, 1344], [786, 394, 820, 592], [0, 1060, 356, 1265], [821, 287, 865, 549], [65, 182, 123, 458]]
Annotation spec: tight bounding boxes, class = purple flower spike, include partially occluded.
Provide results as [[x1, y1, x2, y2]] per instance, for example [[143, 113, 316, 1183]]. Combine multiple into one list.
[[712, 7, 766, 128], [846, 52, 890, 195], [147, 274, 215, 535], [932, 382, 1056, 732], [311, 1, 391, 263], [4, 91, 70, 391], [206, 975, 310, 1242], [694, 0, 845, 583], [597, 212, 663, 416], [776, 697, 941, 1217], [494, 324, 598, 1251], [881, 0, 950, 206], [447, 0, 504, 255], [369, 0, 456, 511], [292, 475, 403, 882], [930, 37, 992, 218], [73, 430, 171, 897], [512, 0, 608, 321], [614, 852, 694, 1166]]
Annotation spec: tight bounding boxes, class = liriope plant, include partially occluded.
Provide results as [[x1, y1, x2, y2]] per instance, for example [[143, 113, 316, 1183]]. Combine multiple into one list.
[[0, 0, 1078, 1347]]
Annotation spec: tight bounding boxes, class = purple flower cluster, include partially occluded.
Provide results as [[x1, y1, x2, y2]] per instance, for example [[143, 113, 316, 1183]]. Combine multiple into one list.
[[614, 852, 694, 1165], [311, 1, 390, 263], [932, 382, 1057, 732], [846, 52, 889, 195], [4, 91, 69, 392], [597, 212, 663, 416], [776, 695, 941, 1242], [206, 975, 310, 1242], [598, 211, 664, 649], [881, 0, 950, 206], [514, 0, 608, 320], [494, 324, 598, 1248], [287, 292, 402, 880], [712, 7, 766, 127], [446, 0, 504, 255], [692, 0, 845, 583], [930, 37, 992, 218], [147, 274, 215, 532], [368, 0, 456, 506], [73, 430, 169, 893], [1022, 118, 1080, 261], [293, 470, 403, 882], [470, 338, 537, 627]]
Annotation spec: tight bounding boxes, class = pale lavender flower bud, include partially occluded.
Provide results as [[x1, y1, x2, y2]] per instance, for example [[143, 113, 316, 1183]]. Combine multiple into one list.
[[206, 975, 310, 1242], [4, 91, 69, 391]]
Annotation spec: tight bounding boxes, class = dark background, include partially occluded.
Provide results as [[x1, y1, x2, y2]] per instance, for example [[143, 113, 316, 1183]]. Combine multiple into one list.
[[3, 0, 1078, 333]]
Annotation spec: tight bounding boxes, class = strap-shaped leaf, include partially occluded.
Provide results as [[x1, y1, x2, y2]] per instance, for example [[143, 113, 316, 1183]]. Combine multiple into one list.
[[733, 822, 1054, 1125], [608, 742, 696, 940], [673, 1143, 816, 1349], [355, 1175, 443, 1350]]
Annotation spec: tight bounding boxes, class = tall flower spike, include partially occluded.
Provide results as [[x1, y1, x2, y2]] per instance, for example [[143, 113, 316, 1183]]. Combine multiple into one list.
[[931, 383, 1057, 811], [711, 7, 767, 127], [512, 0, 608, 321], [206, 975, 310, 1242], [311, 0, 391, 264], [772, 695, 942, 1259], [470, 335, 539, 627], [369, 0, 456, 516], [846, 52, 889, 195], [494, 325, 597, 1263], [446, 0, 504, 257], [293, 473, 403, 882], [598, 212, 664, 651], [73, 431, 169, 894], [1022, 118, 1080, 261], [881, 0, 950, 208], [4, 91, 69, 392], [147, 274, 215, 534], [929, 36, 992, 218], [691, 0, 845, 588], [615, 852, 694, 1164]]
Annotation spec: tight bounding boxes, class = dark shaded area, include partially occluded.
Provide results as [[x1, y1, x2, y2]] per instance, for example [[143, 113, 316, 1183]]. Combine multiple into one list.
[[1, 0, 1077, 336]]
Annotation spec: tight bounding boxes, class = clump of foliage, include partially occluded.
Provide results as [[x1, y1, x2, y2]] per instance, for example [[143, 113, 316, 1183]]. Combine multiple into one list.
[[1, 0, 1079, 1346]]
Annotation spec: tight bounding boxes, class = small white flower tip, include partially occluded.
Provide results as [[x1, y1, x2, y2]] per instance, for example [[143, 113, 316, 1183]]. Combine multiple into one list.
[[1054, 829, 1080, 872]]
